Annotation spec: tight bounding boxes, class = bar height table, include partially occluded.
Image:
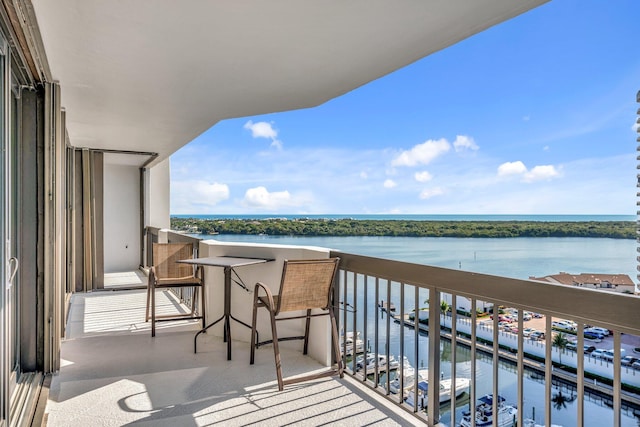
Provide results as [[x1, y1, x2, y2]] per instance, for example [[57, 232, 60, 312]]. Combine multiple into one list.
[[177, 256, 274, 360]]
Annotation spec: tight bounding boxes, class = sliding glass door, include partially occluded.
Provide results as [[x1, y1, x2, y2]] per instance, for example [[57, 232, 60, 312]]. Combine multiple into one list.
[[0, 28, 21, 426]]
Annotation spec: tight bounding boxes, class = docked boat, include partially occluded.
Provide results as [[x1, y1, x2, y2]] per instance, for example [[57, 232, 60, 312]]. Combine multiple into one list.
[[404, 377, 470, 407], [378, 300, 396, 312], [523, 420, 562, 427], [340, 335, 364, 356], [340, 330, 360, 341], [389, 367, 428, 394], [355, 353, 399, 373], [460, 394, 518, 427]]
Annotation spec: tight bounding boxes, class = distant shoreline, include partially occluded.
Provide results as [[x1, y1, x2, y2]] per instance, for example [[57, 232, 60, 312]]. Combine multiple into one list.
[[170, 217, 636, 239], [172, 213, 635, 222]]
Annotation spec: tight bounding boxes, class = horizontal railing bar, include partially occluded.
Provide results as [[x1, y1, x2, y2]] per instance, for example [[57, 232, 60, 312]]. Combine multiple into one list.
[[331, 250, 640, 335], [148, 228, 637, 335]]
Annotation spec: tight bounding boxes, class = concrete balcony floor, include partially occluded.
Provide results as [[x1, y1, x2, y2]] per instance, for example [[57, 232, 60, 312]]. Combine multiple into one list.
[[43, 289, 417, 426]]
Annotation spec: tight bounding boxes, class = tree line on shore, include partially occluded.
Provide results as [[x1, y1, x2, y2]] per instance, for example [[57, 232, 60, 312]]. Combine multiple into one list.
[[170, 217, 635, 239]]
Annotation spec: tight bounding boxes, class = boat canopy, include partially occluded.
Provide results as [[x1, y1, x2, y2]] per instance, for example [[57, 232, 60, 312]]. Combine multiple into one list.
[[478, 394, 506, 405]]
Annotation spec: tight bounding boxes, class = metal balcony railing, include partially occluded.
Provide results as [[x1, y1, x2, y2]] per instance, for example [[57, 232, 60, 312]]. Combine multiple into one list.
[[144, 227, 640, 426], [332, 250, 640, 427]]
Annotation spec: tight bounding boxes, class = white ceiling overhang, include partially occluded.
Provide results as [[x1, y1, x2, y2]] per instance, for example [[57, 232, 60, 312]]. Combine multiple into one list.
[[32, 0, 548, 166]]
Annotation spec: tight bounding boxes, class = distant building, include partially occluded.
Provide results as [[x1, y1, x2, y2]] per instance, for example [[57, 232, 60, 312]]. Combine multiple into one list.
[[529, 272, 637, 294]]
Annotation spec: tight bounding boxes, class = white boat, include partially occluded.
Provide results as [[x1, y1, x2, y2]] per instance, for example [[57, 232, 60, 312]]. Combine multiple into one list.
[[460, 394, 518, 427], [340, 330, 360, 341], [355, 353, 399, 373], [404, 377, 470, 407], [340, 335, 364, 356], [523, 420, 562, 427], [389, 367, 428, 394], [339, 331, 365, 356]]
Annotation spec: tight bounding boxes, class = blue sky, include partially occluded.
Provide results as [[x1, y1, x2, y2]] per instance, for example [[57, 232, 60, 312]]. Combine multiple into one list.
[[171, 1, 640, 215]]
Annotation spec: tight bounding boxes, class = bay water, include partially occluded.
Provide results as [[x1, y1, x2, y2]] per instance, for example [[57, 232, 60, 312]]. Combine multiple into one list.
[[203, 234, 638, 281]]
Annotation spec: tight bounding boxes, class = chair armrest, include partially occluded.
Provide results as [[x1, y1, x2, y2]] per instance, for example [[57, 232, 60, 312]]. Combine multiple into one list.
[[254, 281, 276, 310]]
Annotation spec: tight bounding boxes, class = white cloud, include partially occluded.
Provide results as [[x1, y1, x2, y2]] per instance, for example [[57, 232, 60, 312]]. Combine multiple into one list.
[[244, 120, 282, 149], [524, 165, 561, 182], [242, 186, 295, 210], [419, 187, 444, 199], [414, 171, 433, 182], [497, 161, 527, 176], [383, 179, 397, 188], [497, 161, 561, 183], [453, 135, 479, 152], [632, 121, 639, 132], [244, 120, 277, 139], [171, 180, 229, 213], [392, 138, 450, 167]]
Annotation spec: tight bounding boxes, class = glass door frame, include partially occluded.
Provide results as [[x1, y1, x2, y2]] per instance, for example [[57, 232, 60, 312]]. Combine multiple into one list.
[[0, 27, 9, 426]]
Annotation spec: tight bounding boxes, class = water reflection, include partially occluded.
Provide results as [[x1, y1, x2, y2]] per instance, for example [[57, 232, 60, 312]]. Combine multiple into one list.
[[551, 390, 575, 411]]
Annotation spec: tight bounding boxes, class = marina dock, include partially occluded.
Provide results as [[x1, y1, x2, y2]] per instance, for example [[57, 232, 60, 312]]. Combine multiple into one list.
[[391, 312, 640, 408], [379, 300, 396, 312]]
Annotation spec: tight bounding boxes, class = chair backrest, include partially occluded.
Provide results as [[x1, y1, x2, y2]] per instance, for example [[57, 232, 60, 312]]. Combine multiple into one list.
[[152, 243, 195, 280], [276, 258, 340, 314]]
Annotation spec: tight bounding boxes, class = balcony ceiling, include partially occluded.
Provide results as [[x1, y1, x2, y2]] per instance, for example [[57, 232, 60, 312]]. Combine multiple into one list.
[[32, 0, 547, 166]]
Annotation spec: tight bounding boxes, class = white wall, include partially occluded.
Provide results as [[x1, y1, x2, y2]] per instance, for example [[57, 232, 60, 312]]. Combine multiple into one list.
[[147, 158, 170, 229], [103, 163, 140, 272]]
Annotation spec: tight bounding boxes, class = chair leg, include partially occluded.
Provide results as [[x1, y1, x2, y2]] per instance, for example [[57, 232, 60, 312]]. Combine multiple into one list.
[[189, 286, 197, 316], [145, 283, 151, 322], [269, 310, 284, 391], [303, 309, 311, 355], [250, 295, 259, 365], [200, 283, 206, 330], [151, 283, 156, 337], [329, 309, 343, 378], [200, 269, 206, 329]]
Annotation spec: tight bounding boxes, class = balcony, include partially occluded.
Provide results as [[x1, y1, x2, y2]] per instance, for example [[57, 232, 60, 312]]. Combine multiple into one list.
[[43, 231, 640, 426], [43, 289, 417, 426]]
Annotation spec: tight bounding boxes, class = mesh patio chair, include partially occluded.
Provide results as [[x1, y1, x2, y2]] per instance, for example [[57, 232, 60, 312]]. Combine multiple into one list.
[[145, 243, 205, 337], [250, 257, 343, 391]]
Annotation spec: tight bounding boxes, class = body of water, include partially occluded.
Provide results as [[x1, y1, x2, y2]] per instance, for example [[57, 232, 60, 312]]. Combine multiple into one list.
[[197, 231, 639, 426], [202, 234, 638, 283]]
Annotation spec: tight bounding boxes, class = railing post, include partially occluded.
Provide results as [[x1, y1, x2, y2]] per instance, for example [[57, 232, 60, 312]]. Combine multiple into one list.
[[545, 314, 552, 425], [427, 289, 440, 425], [470, 299, 477, 427], [613, 331, 621, 427], [577, 323, 585, 426], [449, 294, 457, 426]]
